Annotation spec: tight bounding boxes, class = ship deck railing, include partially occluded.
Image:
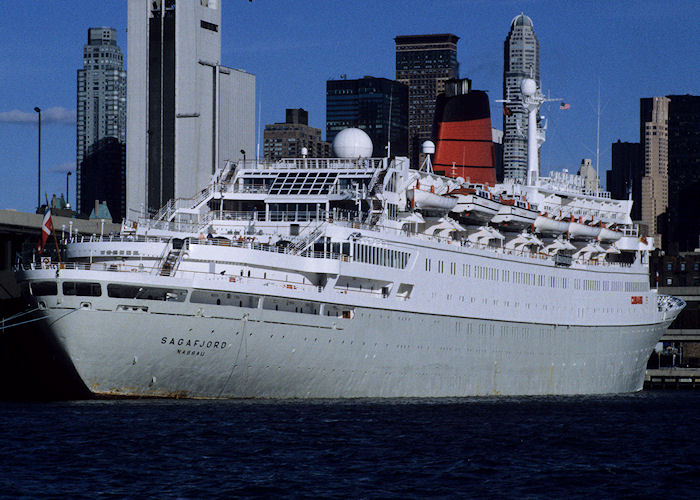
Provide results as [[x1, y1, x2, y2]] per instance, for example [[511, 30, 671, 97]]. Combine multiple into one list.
[[67, 234, 174, 244], [238, 157, 386, 171], [54, 225, 636, 273], [17, 255, 403, 300]]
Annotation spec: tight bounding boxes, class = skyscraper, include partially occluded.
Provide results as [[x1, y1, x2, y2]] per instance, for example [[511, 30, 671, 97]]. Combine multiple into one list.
[[76, 27, 126, 221], [395, 34, 459, 165], [326, 76, 408, 157], [607, 140, 642, 220], [126, 0, 255, 215], [665, 94, 700, 252], [264, 109, 330, 161], [640, 96, 670, 247], [503, 13, 540, 182]]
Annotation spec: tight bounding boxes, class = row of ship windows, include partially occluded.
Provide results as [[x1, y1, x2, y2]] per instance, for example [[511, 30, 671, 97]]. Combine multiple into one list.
[[101, 250, 139, 256], [27, 281, 354, 319], [438, 293, 630, 317], [354, 244, 409, 270], [424, 258, 648, 292]]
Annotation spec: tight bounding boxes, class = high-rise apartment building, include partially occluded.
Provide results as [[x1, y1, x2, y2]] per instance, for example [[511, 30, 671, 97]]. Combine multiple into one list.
[[395, 34, 459, 165], [264, 109, 330, 161], [640, 96, 670, 247], [326, 76, 408, 157], [126, 0, 255, 215], [76, 27, 126, 221], [503, 14, 540, 182], [607, 140, 642, 220]]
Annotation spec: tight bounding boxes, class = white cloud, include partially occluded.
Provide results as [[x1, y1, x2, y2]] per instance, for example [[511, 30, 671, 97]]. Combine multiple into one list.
[[49, 162, 75, 173], [0, 106, 76, 125]]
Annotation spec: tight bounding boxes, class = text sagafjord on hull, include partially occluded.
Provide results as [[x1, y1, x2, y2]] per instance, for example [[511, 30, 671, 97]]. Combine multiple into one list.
[[15, 79, 684, 398]]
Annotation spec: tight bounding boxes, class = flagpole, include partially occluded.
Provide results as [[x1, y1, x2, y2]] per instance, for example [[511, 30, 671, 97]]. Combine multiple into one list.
[[45, 194, 61, 264]]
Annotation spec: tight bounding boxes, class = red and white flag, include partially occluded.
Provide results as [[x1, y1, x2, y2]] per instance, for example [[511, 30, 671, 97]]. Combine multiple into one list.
[[560, 102, 571, 110], [36, 206, 53, 253]]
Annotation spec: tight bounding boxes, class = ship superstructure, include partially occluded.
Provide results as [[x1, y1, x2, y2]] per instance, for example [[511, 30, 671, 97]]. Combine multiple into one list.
[[13, 79, 684, 398]]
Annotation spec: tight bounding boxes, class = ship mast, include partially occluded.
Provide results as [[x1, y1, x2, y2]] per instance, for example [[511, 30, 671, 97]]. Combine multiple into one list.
[[521, 78, 544, 186], [520, 78, 561, 187]]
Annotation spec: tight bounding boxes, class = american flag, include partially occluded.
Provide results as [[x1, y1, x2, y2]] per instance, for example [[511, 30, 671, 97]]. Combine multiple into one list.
[[560, 102, 570, 110], [36, 206, 53, 253]]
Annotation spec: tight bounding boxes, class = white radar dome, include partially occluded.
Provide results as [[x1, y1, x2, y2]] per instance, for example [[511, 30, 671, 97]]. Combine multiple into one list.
[[421, 140, 435, 155], [521, 78, 537, 97], [332, 128, 373, 158]]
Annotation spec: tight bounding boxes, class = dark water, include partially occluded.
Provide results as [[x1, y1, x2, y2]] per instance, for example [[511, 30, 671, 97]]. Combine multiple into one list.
[[1, 392, 698, 498]]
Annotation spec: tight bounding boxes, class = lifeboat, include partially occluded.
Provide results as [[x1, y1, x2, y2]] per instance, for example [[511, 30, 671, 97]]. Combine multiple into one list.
[[533, 213, 569, 235], [567, 217, 601, 240], [598, 225, 622, 242], [449, 186, 502, 224], [408, 188, 458, 211], [491, 197, 538, 230]]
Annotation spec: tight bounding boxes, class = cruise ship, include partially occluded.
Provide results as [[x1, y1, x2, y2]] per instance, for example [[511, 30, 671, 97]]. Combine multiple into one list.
[[14, 79, 684, 398]]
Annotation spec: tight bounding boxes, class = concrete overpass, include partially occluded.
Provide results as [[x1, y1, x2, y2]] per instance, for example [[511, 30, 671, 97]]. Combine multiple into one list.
[[0, 209, 120, 299]]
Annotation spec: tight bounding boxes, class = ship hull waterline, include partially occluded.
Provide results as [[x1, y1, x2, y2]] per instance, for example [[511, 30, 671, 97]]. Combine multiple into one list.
[[36, 301, 670, 399]]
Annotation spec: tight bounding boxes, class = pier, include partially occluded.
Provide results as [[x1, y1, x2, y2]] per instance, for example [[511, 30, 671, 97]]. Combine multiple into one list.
[[645, 368, 700, 389]]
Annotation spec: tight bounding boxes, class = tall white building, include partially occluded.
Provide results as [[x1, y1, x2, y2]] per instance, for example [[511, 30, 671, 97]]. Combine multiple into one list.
[[126, 0, 255, 216], [76, 27, 127, 218], [503, 13, 540, 182]]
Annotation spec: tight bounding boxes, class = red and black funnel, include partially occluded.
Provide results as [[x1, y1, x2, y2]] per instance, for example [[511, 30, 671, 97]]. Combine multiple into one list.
[[432, 90, 496, 186]]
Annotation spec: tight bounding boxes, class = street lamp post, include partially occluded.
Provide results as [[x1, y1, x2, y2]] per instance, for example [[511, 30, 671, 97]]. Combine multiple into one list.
[[34, 107, 41, 211], [66, 171, 72, 209]]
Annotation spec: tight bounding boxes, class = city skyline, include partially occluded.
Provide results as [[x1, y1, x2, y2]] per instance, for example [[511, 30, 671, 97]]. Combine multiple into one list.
[[1, 0, 698, 214]]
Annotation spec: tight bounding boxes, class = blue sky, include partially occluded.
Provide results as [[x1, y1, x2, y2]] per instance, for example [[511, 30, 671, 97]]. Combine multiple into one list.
[[1, 0, 698, 213]]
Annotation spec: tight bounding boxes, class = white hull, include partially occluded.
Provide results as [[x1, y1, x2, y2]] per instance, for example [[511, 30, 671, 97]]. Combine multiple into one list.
[[38, 296, 669, 398]]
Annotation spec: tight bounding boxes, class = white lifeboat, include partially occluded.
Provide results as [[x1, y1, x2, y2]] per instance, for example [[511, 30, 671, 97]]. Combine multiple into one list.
[[449, 187, 503, 224], [491, 197, 538, 230], [567, 218, 601, 240], [598, 225, 622, 242], [408, 188, 457, 211], [534, 214, 569, 235]]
